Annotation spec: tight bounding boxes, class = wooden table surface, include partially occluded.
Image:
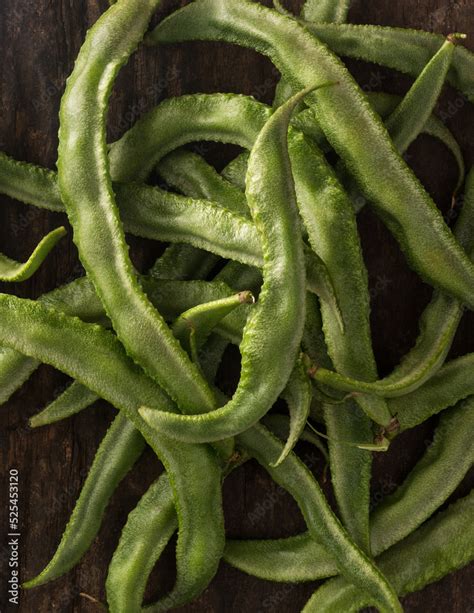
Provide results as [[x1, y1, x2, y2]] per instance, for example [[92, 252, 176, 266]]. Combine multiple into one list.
[[0, 0, 473, 611]]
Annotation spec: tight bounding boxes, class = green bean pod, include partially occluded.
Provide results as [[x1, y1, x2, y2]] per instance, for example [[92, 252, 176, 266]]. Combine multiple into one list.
[[237, 425, 401, 613], [157, 148, 248, 216], [148, 244, 220, 282], [306, 167, 474, 400], [24, 413, 145, 587], [141, 89, 309, 442], [271, 358, 312, 466], [106, 474, 178, 613], [150, 0, 474, 309], [224, 398, 474, 581], [303, 491, 474, 611], [30, 380, 99, 428], [305, 23, 474, 103], [0, 226, 66, 282], [58, 0, 216, 414], [172, 291, 254, 358], [384, 35, 461, 154], [0, 293, 225, 604]]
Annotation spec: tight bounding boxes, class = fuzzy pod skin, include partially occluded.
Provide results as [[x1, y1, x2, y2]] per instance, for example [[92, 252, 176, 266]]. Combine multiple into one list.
[[172, 291, 254, 358], [0, 226, 66, 282], [272, 358, 313, 466], [141, 89, 309, 442], [0, 292, 225, 606], [301, 0, 351, 24], [157, 148, 248, 216], [237, 425, 401, 613], [390, 352, 474, 431], [305, 23, 474, 103], [30, 380, 100, 428], [383, 36, 460, 154], [224, 399, 474, 582], [24, 413, 145, 587], [149, 0, 474, 309], [303, 491, 474, 611], [106, 474, 178, 613], [57, 0, 217, 415], [307, 168, 474, 400]]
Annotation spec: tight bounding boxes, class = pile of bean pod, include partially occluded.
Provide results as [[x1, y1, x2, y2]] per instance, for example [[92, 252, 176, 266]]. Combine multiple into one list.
[[1, 0, 473, 610]]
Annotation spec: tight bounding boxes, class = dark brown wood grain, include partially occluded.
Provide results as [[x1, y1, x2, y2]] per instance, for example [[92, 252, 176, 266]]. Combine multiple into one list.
[[0, 0, 473, 611]]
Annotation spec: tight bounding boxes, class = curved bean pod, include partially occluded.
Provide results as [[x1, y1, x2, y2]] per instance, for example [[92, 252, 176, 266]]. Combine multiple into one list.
[[237, 425, 401, 613], [24, 413, 145, 587], [172, 291, 254, 358], [58, 0, 216, 413], [263, 413, 329, 462], [225, 398, 474, 581], [221, 153, 248, 191], [0, 293, 224, 604], [0, 226, 66, 282], [271, 358, 312, 466], [106, 474, 178, 613], [389, 353, 474, 431], [288, 103, 389, 544], [306, 161, 474, 400], [370, 397, 474, 553], [303, 491, 474, 611], [140, 89, 309, 442], [149, 0, 474, 309], [384, 35, 461, 154], [30, 380, 99, 428], [157, 148, 248, 216], [149, 243, 220, 282], [305, 23, 474, 103]]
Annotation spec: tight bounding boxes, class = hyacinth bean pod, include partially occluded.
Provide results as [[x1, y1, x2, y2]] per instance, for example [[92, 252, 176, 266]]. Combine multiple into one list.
[[30, 380, 100, 428], [0, 226, 66, 282], [307, 168, 474, 400], [24, 413, 145, 587], [106, 474, 178, 612], [58, 0, 217, 414], [303, 491, 474, 611], [157, 148, 248, 216], [237, 425, 401, 613], [271, 358, 313, 466], [306, 23, 474, 103], [224, 397, 474, 582], [383, 35, 462, 154], [0, 292, 225, 606], [150, 0, 474, 309], [140, 89, 309, 442], [172, 291, 254, 359]]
